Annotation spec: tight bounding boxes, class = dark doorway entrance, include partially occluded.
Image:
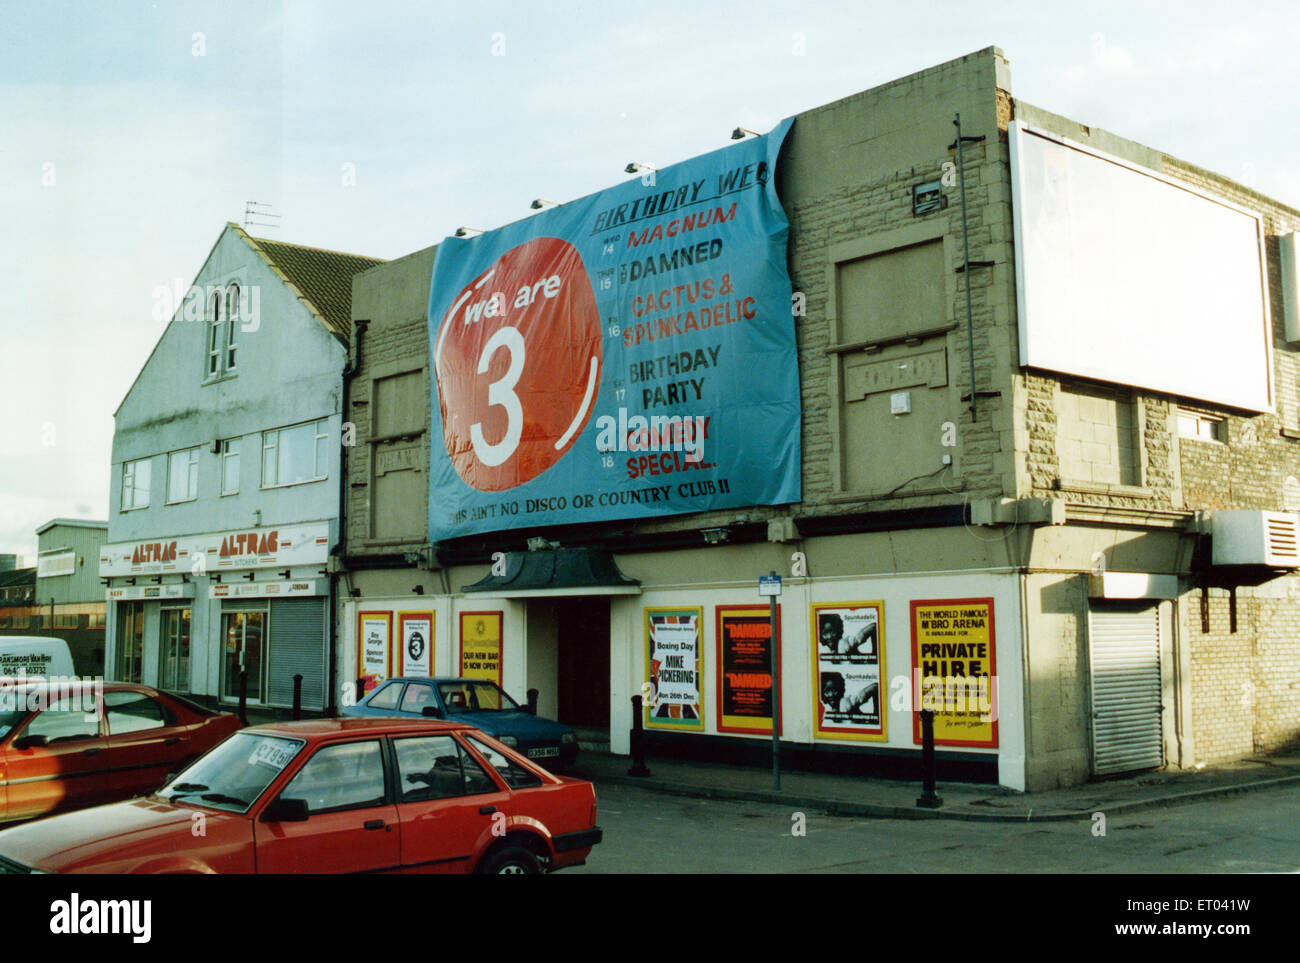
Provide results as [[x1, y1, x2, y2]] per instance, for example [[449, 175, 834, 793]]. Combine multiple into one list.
[[555, 597, 610, 729]]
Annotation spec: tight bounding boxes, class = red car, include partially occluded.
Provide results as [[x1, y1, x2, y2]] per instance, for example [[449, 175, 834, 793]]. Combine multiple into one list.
[[0, 718, 601, 874], [0, 681, 241, 826]]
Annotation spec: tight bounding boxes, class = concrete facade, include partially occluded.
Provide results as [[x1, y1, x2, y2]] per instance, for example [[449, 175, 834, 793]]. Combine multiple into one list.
[[337, 47, 1300, 791]]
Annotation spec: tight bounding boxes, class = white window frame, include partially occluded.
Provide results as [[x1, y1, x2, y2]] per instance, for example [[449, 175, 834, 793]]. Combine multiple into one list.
[[221, 438, 241, 496], [207, 291, 223, 378], [121, 458, 152, 511], [166, 447, 200, 504], [225, 284, 240, 371], [261, 419, 330, 489], [1177, 409, 1226, 443]]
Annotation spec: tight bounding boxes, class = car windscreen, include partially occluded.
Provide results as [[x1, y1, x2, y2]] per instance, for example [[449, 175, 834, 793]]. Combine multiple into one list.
[[437, 680, 520, 713], [157, 732, 305, 814], [0, 709, 27, 741]]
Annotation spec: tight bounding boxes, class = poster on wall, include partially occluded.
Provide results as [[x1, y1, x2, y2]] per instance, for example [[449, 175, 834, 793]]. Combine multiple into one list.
[[810, 602, 886, 741], [425, 119, 801, 543], [356, 611, 392, 694], [910, 598, 998, 748], [400, 612, 435, 677], [644, 606, 704, 731], [716, 605, 781, 735], [459, 611, 502, 685]]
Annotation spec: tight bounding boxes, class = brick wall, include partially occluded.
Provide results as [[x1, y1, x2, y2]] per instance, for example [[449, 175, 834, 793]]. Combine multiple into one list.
[[1189, 584, 1300, 762]]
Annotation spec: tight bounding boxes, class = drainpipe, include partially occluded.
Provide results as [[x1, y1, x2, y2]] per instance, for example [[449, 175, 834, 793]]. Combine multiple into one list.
[[329, 319, 368, 715]]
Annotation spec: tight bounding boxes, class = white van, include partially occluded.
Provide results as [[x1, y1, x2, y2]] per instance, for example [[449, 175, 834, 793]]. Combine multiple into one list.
[[0, 637, 76, 680]]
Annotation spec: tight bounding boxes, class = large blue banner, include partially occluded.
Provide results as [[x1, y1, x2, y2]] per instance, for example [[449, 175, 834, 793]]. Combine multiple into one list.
[[427, 118, 799, 542]]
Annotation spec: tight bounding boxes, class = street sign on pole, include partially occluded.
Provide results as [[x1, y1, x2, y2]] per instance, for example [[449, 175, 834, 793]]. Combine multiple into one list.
[[761, 571, 781, 789]]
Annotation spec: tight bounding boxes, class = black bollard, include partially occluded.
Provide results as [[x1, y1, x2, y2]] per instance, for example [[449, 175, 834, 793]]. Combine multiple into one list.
[[916, 708, 943, 809], [628, 694, 650, 777], [526, 688, 539, 716], [292, 673, 303, 720], [238, 669, 249, 727]]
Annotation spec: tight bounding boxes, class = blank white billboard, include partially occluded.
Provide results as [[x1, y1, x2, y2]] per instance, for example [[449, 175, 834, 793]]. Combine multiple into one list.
[[1010, 122, 1271, 412]]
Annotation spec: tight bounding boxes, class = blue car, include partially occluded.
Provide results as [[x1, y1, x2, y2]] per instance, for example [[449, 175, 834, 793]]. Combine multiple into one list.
[[342, 677, 579, 772]]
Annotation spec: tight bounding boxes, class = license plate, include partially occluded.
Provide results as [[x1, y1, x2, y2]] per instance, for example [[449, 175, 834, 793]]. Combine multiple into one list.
[[527, 746, 559, 758]]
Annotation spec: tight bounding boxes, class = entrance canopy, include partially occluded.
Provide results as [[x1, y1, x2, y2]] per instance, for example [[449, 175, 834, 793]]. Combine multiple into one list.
[[461, 548, 640, 598]]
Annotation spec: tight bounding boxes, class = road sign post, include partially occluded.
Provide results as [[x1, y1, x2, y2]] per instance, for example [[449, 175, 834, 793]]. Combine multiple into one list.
[[759, 571, 782, 790]]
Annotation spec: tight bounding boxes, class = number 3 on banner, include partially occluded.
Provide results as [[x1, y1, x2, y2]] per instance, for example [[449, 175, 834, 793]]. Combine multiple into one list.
[[470, 326, 525, 467]]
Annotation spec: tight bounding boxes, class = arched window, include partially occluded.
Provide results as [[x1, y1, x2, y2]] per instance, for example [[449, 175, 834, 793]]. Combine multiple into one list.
[[208, 291, 223, 376], [225, 284, 240, 370]]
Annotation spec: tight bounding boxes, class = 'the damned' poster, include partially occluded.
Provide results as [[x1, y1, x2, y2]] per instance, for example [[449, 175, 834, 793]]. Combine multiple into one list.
[[717, 606, 780, 735]]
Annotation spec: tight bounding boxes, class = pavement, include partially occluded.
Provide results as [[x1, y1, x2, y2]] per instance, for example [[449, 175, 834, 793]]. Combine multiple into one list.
[[238, 705, 1300, 822], [566, 743, 1300, 822]]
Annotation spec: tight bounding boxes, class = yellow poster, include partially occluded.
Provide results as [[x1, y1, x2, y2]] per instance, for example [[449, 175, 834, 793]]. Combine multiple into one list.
[[910, 598, 997, 748], [810, 602, 886, 742], [459, 611, 502, 684]]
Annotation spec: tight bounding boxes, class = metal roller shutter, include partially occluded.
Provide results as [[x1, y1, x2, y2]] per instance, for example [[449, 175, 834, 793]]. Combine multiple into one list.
[[268, 598, 327, 710], [1088, 604, 1163, 776]]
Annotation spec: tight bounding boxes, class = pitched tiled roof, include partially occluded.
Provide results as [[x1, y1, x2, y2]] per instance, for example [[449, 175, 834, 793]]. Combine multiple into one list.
[[235, 225, 386, 343]]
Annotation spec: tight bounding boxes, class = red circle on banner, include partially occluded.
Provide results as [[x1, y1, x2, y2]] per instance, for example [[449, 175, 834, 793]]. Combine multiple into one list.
[[434, 236, 602, 493]]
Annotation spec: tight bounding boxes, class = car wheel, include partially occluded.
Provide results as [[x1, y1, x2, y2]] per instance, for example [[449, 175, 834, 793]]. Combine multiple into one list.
[[478, 845, 541, 875]]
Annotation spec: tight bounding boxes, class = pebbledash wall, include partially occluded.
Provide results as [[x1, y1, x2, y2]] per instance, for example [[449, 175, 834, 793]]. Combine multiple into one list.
[[337, 47, 1300, 791]]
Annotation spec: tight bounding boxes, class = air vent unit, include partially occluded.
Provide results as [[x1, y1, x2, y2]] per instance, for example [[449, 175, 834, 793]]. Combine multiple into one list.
[[1211, 510, 1300, 567]]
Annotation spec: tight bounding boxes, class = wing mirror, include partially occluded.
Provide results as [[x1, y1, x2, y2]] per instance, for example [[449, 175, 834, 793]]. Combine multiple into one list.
[[12, 734, 49, 750], [261, 797, 310, 823], [421, 705, 442, 718]]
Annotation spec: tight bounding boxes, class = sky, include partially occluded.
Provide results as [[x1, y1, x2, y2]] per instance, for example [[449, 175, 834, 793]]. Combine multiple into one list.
[[2, 0, 1297, 560]]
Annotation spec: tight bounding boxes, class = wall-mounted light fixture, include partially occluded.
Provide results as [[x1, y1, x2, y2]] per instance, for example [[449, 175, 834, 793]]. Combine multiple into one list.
[[624, 162, 658, 174], [455, 226, 484, 237], [530, 198, 560, 210], [731, 127, 760, 140], [413, 585, 425, 595]]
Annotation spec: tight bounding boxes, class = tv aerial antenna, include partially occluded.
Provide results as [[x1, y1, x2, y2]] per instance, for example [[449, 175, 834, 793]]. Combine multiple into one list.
[[243, 201, 281, 232]]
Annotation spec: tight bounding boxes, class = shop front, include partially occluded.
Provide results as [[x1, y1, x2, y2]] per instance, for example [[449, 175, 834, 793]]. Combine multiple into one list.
[[101, 521, 333, 711]]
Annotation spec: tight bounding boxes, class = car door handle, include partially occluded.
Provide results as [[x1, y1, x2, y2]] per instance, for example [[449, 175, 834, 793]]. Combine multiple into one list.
[[82, 747, 102, 756], [479, 805, 496, 815], [163, 738, 181, 745], [363, 819, 386, 830]]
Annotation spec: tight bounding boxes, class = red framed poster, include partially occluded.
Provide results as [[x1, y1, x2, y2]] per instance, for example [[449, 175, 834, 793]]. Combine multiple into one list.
[[716, 605, 782, 736], [356, 610, 393, 694], [910, 598, 998, 748], [459, 611, 502, 685], [399, 611, 435, 676]]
